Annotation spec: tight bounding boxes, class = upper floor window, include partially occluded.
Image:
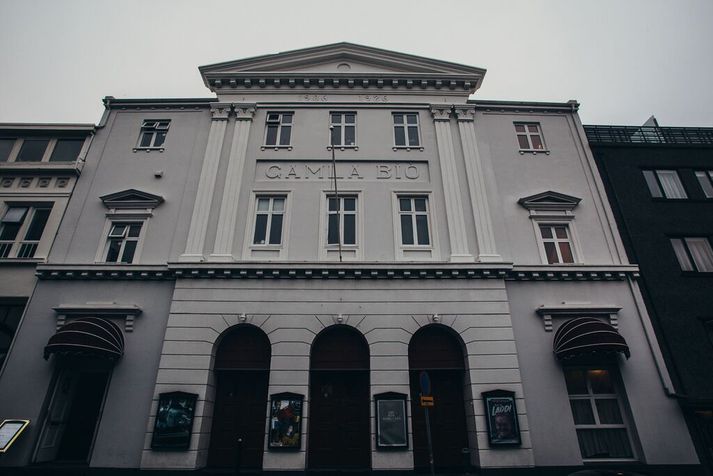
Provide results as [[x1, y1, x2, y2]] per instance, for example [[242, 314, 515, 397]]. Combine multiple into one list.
[[515, 123, 546, 151], [16, 139, 50, 162], [0, 205, 52, 259], [393, 113, 420, 148], [265, 113, 293, 147], [327, 195, 358, 246], [0, 300, 26, 370], [104, 222, 143, 263], [137, 120, 170, 149], [49, 139, 84, 162], [642, 170, 687, 199], [695, 171, 713, 198], [539, 224, 575, 264], [0, 139, 15, 162], [252, 196, 285, 246], [330, 112, 356, 147], [670, 237, 713, 272], [564, 368, 635, 461], [398, 196, 430, 246]]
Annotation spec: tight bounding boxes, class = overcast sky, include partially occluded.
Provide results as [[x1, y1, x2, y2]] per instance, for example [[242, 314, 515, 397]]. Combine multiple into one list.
[[1, 0, 711, 126]]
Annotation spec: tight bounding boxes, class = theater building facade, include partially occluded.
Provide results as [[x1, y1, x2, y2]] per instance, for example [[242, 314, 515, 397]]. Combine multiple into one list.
[[0, 44, 701, 474]]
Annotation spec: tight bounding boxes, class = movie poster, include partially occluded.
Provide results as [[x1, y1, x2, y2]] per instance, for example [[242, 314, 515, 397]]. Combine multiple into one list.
[[151, 392, 197, 450], [482, 390, 521, 446], [268, 393, 303, 449], [376, 398, 408, 448]]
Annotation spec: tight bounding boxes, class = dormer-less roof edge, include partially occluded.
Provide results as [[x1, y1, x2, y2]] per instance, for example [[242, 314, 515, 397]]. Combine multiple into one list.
[[0, 123, 96, 132], [471, 99, 579, 112]]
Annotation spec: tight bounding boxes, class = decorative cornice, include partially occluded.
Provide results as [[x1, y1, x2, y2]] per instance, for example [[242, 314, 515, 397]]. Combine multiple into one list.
[[210, 103, 231, 120], [100, 189, 164, 209], [453, 106, 475, 122], [430, 105, 452, 121], [518, 191, 582, 212]]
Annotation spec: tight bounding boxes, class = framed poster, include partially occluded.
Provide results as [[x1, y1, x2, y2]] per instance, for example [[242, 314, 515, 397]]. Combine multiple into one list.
[[0, 419, 30, 453], [482, 389, 521, 446], [268, 393, 303, 450], [151, 392, 197, 450], [374, 392, 408, 449]]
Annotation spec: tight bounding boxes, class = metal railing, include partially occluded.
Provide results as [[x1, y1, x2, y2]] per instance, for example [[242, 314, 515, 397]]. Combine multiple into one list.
[[584, 125, 713, 145]]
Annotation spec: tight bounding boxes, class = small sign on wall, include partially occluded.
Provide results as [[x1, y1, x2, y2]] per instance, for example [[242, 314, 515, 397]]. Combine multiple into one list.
[[375, 392, 408, 449], [151, 392, 197, 450], [268, 393, 303, 450], [482, 389, 521, 447], [0, 419, 30, 453]]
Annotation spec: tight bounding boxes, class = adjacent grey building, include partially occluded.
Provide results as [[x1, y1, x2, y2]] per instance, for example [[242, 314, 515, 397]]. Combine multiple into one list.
[[0, 44, 701, 474]]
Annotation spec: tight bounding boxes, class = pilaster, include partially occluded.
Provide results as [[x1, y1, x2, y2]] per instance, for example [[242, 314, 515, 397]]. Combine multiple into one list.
[[210, 104, 256, 261], [454, 106, 502, 262], [179, 103, 231, 262], [431, 105, 474, 262]]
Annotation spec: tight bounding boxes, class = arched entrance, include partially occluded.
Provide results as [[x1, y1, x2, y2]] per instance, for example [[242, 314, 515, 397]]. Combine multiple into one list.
[[409, 325, 469, 472], [308, 326, 370, 470], [208, 325, 271, 469]]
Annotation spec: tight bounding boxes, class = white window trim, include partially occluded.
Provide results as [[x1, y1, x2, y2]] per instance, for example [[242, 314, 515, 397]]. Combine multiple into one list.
[[94, 210, 151, 264], [529, 214, 584, 265], [642, 169, 687, 199], [670, 236, 713, 273], [391, 112, 423, 151], [261, 112, 294, 150], [514, 122, 549, 154], [0, 202, 56, 260], [318, 190, 363, 261], [695, 170, 713, 198], [327, 111, 358, 150], [392, 191, 438, 261], [242, 191, 291, 261], [133, 119, 170, 152]]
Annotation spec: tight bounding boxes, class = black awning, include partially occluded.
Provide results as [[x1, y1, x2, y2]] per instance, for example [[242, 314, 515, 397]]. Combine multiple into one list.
[[553, 317, 630, 361], [44, 317, 124, 361]]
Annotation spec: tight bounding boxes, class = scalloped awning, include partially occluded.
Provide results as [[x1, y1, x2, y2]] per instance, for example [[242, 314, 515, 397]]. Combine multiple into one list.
[[44, 317, 124, 361], [553, 317, 630, 360]]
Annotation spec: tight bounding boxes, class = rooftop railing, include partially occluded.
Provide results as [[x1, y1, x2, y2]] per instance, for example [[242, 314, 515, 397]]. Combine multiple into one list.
[[584, 125, 713, 145]]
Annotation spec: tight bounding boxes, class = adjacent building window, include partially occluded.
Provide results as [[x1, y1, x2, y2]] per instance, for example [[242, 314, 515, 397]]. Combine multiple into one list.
[[515, 123, 545, 151], [49, 139, 84, 162], [265, 112, 293, 147], [0, 139, 16, 161], [670, 237, 713, 272], [137, 120, 170, 149], [539, 224, 575, 264], [252, 196, 285, 246], [327, 196, 357, 246], [330, 112, 356, 147], [104, 222, 142, 263], [642, 170, 687, 199], [0, 137, 85, 162], [0, 300, 26, 370], [16, 139, 50, 162], [393, 113, 420, 147], [695, 171, 713, 198], [565, 368, 635, 460], [398, 196, 430, 246], [0, 205, 52, 258]]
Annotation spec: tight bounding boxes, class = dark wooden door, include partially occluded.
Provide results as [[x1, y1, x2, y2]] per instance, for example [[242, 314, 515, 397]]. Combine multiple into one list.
[[208, 370, 269, 469], [410, 369, 469, 471], [308, 369, 370, 470]]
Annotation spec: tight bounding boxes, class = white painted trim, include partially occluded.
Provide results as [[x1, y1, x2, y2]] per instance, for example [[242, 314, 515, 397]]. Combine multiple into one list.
[[242, 191, 291, 261], [529, 215, 585, 265], [317, 189, 363, 261], [391, 191, 438, 261]]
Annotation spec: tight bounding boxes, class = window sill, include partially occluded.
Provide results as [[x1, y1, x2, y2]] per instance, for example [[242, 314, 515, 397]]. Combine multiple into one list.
[[326, 146, 358, 151], [519, 149, 550, 155], [392, 146, 424, 152], [133, 147, 164, 153], [0, 257, 44, 264], [261, 145, 293, 151]]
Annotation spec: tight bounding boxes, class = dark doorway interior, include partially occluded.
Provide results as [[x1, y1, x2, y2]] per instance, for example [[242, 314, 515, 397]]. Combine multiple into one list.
[[208, 325, 271, 469], [308, 326, 370, 471], [409, 325, 470, 472]]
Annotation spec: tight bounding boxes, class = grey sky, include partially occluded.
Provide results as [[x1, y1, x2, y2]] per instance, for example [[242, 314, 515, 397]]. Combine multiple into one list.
[[1, 0, 711, 126]]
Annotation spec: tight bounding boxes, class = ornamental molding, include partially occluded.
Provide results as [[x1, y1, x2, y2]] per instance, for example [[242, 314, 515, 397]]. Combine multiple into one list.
[[430, 105, 452, 121], [536, 303, 622, 332], [210, 103, 231, 120], [100, 188, 164, 209], [518, 191, 582, 212], [53, 302, 142, 332], [453, 106, 475, 122], [234, 103, 256, 120]]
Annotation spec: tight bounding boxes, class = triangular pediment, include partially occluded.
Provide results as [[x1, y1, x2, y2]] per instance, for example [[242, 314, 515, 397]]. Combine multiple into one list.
[[100, 189, 164, 209], [518, 191, 582, 211], [199, 43, 485, 95]]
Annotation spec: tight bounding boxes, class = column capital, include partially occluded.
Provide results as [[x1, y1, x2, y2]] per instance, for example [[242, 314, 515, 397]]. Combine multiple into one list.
[[210, 103, 231, 120], [453, 106, 475, 122], [430, 105, 453, 122], [234, 103, 256, 120]]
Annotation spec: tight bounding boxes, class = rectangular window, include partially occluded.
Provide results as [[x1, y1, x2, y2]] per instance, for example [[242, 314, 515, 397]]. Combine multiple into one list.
[[515, 123, 545, 151], [137, 120, 170, 149], [642, 170, 687, 199], [393, 113, 420, 147], [327, 195, 357, 246], [0, 139, 15, 162], [330, 112, 356, 147], [0, 205, 52, 258], [252, 196, 285, 245], [539, 224, 575, 264], [398, 196, 430, 246], [671, 237, 713, 272], [49, 139, 84, 162], [695, 171, 713, 198], [0, 300, 26, 369], [16, 139, 49, 162], [265, 112, 293, 146], [565, 368, 634, 460], [105, 222, 142, 263]]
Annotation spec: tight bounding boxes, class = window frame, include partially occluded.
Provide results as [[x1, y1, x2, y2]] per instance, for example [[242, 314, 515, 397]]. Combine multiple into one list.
[[102, 222, 144, 264], [564, 366, 637, 463], [538, 223, 577, 264], [0, 203, 54, 260], [95, 213, 150, 264], [0, 137, 86, 163], [670, 236, 713, 273], [263, 112, 294, 149], [0, 298, 27, 375], [392, 112, 422, 150], [642, 169, 688, 199], [514, 122, 548, 153], [243, 192, 291, 261], [134, 119, 171, 152], [531, 217, 583, 265], [695, 170, 713, 199], [392, 192, 437, 260], [319, 191, 363, 260], [328, 111, 357, 149]]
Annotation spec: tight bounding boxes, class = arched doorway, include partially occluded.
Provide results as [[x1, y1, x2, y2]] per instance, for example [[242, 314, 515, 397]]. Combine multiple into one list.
[[408, 325, 469, 472], [208, 325, 271, 469], [308, 326, 370, 470]]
